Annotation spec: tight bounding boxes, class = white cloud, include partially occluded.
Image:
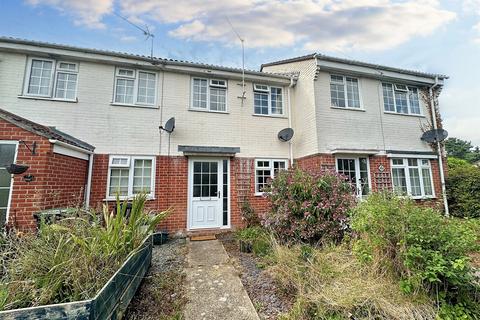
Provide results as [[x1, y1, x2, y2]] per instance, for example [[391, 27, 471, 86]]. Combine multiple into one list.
[[463, 0, 480, 43], [26, 0, 113, 29], [118, 0, 455, 51]]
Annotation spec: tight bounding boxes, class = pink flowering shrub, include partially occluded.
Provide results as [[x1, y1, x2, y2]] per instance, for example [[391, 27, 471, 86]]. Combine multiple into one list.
[[263, 168, 357, 244]]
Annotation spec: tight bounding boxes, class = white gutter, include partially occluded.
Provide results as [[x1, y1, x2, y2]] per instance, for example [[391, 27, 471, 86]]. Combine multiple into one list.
[[429, 77, 449, 217], [287, 75, 295, 165], [49, 139, 94, 209]]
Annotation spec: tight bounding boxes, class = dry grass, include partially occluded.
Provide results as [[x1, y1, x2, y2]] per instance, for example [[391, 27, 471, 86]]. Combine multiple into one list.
[[271, 242, 437, 320]]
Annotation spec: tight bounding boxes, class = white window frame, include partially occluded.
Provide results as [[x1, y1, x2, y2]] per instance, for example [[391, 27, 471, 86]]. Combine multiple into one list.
[[253, 84, 285, 116], [329, 74, 363, 109], [254, 159, 288, 195], [106, 155, 156, 200], [190, 77, 228, 113], [382, 82, 422, 115], [335, 156, 371, 198], [0, 141, 19, 226], [390, 158, 435, 199], [113, 68, 157, 107], [23, 57, 79, 101]]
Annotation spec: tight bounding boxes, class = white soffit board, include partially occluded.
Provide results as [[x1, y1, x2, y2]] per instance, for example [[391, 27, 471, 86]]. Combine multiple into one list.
[[53, 144, 89, 160]]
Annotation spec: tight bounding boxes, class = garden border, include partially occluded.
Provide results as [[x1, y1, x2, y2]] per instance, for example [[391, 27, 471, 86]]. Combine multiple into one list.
[[0, 233, 160, 319]]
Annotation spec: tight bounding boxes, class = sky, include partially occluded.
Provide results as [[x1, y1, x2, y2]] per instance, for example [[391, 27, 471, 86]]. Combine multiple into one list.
[[0, 0, 479, 146]]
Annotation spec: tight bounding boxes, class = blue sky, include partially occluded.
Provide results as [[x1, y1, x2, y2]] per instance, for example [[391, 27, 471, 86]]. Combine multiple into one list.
[[0, 0, 479, 146]]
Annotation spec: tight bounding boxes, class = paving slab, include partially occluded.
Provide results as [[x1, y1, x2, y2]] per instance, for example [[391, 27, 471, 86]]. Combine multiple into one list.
[[184, 239, 260, 320]]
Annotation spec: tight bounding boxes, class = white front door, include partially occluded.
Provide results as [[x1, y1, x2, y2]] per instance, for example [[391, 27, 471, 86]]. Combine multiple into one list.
[[188, 159, 223, 229]]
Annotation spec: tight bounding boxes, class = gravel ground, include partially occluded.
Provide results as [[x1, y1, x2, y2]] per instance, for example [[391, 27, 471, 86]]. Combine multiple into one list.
[[124, 238, 188, 320], [219, 234, 292, 320]]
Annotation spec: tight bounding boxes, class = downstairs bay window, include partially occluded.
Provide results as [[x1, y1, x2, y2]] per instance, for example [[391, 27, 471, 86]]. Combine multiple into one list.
[[255, 159, 288, 194], [107, 155, 155, 199], [391, 158, 434, 198]]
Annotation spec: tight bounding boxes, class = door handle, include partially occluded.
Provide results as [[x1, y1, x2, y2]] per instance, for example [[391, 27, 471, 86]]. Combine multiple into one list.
[[217, 190, 221, 198]]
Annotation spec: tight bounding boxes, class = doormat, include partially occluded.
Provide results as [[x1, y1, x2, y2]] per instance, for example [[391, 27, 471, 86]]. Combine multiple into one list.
[[190, 235, 216, 241]]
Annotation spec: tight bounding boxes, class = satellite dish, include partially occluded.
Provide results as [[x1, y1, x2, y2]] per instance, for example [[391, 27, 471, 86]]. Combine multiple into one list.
[[421, 129, 448, 143], [278, 128, 294, 142], [160, 117, 175, 133], [5, 164, 29, 175]]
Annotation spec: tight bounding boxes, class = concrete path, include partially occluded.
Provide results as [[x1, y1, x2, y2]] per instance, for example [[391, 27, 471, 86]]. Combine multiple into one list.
[[184, 239, 260, 320]]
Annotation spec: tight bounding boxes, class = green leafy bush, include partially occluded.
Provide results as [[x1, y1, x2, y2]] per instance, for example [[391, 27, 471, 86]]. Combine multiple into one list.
[[236, 226, 271, 257], [263, 168, 356, 244], [351, 192, 479, 315], [446, 157, 480, 218], [0, 194, 169, 311], [240, 200, 260, 227]]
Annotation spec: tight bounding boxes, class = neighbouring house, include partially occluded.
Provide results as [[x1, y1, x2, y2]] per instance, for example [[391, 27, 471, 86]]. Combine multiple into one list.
[[0, 37, 447, 234]]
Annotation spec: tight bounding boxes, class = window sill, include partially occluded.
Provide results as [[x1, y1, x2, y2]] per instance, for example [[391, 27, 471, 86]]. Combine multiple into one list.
[[412, 196, 436, 200], [188, 108, 229, 114], [111, 103, 158, 109], [103, 196, 156, 201], [255, 192, 269, 197], [18, 95, 78, 103], [252, 114, 287, 119], [384, 111, 425, 118], [331, 106, 365, 112]]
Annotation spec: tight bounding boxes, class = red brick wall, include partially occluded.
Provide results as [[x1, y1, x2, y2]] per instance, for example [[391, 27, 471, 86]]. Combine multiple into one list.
[[0, 118, 89, 230]]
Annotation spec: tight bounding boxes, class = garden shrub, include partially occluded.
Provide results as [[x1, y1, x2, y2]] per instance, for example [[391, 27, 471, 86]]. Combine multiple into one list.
[[351, 192, 480, 314], [263, 168, 356, 244], [0, 194, 169, 311], [446, 157, 480, 218], [240, 200, 260, 227], [236, 226, 271, 257]]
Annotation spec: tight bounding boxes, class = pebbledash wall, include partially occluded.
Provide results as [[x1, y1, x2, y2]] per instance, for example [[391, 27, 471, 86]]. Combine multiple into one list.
[[89, 155, 271, 234], [0, 118, 89, 229]]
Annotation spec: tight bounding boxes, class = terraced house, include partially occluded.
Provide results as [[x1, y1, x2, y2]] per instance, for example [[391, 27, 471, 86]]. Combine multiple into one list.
[[0, 37, 448, 234]]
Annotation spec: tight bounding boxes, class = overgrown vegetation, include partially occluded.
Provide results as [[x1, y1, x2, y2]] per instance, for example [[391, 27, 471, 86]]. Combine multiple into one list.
[[446, 157, 480, 218], [0, 194, 169, 311], [264, 168, 356, 244]]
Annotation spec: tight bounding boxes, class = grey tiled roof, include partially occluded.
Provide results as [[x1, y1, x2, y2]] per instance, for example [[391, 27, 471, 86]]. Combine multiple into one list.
[[0, 108, 95, 152], [261, 53, 448, 80], [0, 36, 291, 80]]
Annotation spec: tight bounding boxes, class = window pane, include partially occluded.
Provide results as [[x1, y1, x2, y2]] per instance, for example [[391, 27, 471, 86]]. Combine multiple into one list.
[[137, 72, 156, 105], [115, 78, 134, 104], [392, 168, 407, 195], [254, 92, 269, 115], [346, 77, 360, 108], [55, 72, 77, 100], [210, 87, 226, 111], [132, 159, 153, 194], [408, 87, 420, 114], [256, 169, 271, 192], [192, 79, 208, 109], [330, 75, 346, 108], [273, 161, 286, 177], [382, 83, 395, 112], [359, 158, 369, 195], [422, 168, 433, 196], [409, 168, 422, 196], [271, 87, 283, 114], [28, 59, 53, 96], [395, 90, 408, 114], [109, 168, 129, 196]]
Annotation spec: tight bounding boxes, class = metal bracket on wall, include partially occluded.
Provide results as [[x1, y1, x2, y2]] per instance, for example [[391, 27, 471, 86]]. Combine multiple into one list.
[[19, 140, 37, 155]]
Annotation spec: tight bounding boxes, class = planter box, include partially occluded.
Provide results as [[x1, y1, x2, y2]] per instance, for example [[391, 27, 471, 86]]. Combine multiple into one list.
[[0, 234, 155, 320]]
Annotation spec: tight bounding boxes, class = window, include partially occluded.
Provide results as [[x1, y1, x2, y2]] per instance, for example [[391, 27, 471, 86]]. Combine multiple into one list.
[[255, 159, 288, 193], [336, 157, 370, 197], [191, 78, 227, 112], [107, 155, 155, 198], [330, 75, 361, 108], [24, 58, 78, 100], [114, 68, 157, 106], [254, 84, 284, 115], [382, 83, 421, 115], [0, 143, 17, 228], [391, 158, 434, 198]]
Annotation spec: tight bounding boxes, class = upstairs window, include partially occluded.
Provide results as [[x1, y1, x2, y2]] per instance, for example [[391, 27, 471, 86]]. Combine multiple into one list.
[[254, 84, 283, 115], [382, 83, 421, 115], [391, 158, 434, 198], [24, 58, 78, 100], [330, 75, 361, 109], [107, 155, 155, 198], [255, 159, 288, 194], [114, 68, 157, 106], [191, 78, 227, 112]]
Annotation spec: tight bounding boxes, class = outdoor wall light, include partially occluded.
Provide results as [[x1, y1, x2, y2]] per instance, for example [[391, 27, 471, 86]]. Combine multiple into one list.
[[23, 174, 34, 182]]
